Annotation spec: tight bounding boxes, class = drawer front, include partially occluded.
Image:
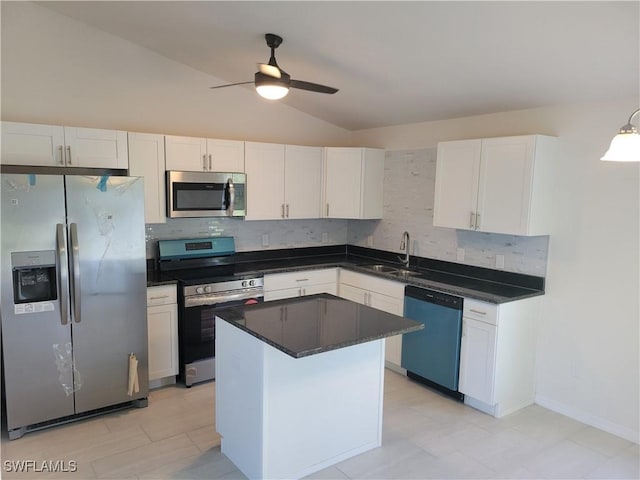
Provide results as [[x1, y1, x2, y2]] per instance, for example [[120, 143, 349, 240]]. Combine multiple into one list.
[[463, 298, 498, 325], [147, 285, 177, 306], [339, 269, 404, 299], [264, 268, 337, 291]]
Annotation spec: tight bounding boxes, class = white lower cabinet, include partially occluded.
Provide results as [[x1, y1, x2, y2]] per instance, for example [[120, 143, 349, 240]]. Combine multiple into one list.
[[264, 269, 338, 301], [459, 296, 539, 417], [147, 285, 178, 386], [338, 270, 405, 371]]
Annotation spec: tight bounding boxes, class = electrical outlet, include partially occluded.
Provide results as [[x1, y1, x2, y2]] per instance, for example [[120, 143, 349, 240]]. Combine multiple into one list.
[[321, 232, 328, 243], [456, 248, 465, 262], [367, 235, 374, 247], [496, 254, 505, 269], [261, 234, 269, 248]]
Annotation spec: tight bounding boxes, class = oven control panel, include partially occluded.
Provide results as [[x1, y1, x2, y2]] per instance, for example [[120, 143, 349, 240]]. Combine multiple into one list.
[[184, 277, 264, 298]]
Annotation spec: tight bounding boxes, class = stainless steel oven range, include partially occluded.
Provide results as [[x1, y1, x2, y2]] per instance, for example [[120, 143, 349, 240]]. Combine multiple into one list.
[[158, 237, 263, 387]]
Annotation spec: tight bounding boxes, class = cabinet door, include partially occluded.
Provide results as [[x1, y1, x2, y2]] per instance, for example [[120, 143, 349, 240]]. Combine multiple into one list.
[[206, 138, 245, 172], [244, 142, 285, 220], [368, 291, 404, 315], [147, 303, 178, 381], [264, 287, 304, 302], [324, 148, 362, 218], [433, 139, 482, 230], [64, 127, 128, 169], [459, 318, 497, 404], [165, 135, 207, 171], [338, 283, 368, 305], [477, 136, 535, 235], [128, 133, 166, 224], [1, 122, 65, 166], [284, 145, 322, 219]]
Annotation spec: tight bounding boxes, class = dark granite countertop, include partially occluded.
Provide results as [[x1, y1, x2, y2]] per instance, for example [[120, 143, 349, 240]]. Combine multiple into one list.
[[216, 293, 423, 358], [147, 245, 545, 304]]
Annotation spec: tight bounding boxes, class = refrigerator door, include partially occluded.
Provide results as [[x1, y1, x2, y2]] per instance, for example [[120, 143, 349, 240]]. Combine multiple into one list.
[[64, 175, 148, 413], [0, 174, 75, 431]]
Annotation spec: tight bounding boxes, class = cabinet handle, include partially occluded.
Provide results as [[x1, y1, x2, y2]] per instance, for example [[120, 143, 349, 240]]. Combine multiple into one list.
[[286, 204, 289, 218], [58, 146, 65, 165], [209, 154, 212, 170], [302, 288, 306, 296], [469, 309, 487, 315], [295, 278, 309, 282], [470, 212, 475, 229], [475, 213, 481, 229], [150, 295, 170, 300], [66, 146, 72, 165], [326, 204, 330, 216], [281, 204, 285, 219], [203, 154, 207, 171]]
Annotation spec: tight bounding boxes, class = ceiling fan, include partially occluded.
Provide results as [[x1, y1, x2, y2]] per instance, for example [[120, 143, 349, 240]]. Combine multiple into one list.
[[210, 33, 339, 100]]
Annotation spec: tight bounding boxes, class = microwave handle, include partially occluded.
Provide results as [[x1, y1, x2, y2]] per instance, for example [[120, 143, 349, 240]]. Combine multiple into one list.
[[226, 179, 235, 216]]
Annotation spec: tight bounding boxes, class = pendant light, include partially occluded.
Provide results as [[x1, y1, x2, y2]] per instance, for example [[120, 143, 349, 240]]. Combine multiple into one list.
[[600, 108, 640, 162]]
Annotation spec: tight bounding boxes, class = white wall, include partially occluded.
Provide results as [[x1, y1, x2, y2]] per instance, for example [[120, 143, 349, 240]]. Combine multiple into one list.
[[0, 1, 351, 146], [352, 99, 640, 442]]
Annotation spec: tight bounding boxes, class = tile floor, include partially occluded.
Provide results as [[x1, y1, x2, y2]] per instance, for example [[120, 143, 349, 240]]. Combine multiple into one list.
[[1, 370, 638, 479]]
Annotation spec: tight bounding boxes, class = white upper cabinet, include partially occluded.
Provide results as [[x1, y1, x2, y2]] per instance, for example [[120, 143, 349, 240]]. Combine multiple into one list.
[[284, 145, 322, 219], [244, 142, 323, 221], [244, 141, 286, 220], [165, 135, 244, 172], [324, 147, 385, 219], [1, 121, 128, 169], [433, 135, 556, 236], [128, 132, 166, 224]]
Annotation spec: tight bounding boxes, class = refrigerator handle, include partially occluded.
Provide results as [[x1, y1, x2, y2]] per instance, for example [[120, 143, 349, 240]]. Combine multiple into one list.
[[56, 224, 70, 325], [69, 223, 82, 323]]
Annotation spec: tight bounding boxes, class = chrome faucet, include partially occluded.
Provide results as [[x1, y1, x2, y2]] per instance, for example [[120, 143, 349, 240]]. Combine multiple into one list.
[[398, 231, 410, 268]]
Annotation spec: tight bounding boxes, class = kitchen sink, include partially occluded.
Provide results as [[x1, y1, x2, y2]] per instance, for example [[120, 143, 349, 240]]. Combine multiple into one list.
[[362, 264, 400, 273], [392, 269, 420, 280], [361, 264, 422, 280]]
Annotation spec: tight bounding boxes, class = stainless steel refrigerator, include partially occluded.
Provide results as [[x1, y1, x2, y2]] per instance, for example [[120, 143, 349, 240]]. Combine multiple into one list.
[[1, 173, 148, 439]]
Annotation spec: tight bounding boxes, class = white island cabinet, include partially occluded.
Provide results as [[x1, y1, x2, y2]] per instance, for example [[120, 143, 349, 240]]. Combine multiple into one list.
[[215, 295, 421, 480]]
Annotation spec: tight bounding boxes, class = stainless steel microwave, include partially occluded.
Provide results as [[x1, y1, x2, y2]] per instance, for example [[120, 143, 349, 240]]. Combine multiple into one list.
[[166, 171, 246, 218]]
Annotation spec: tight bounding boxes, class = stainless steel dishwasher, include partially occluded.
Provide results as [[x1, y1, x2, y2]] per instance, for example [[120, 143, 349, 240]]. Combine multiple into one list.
[[401, 285, 464, 400]]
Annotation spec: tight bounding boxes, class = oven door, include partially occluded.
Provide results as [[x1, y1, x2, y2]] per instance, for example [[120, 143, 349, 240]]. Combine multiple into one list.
[[181, 289, 263, 365]]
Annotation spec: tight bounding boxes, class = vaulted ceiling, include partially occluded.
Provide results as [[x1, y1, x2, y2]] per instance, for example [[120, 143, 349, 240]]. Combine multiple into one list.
[[39, 1, 639, 131]]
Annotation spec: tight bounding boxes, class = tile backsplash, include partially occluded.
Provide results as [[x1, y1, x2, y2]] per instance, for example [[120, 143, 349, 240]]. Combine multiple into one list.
[[145, 218, 348, 259], [146, 148, 548, 276], [347, 148, 549, 276]]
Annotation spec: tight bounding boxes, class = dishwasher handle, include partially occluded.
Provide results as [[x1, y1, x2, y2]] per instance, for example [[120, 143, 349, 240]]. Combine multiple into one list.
[[404, 285, 462, 310]]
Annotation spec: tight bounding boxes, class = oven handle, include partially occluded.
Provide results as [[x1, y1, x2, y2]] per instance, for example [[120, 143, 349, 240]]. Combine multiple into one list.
[[184, 288, 264, 308]]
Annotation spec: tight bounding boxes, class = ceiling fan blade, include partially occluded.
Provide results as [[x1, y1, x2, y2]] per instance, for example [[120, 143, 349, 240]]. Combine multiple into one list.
[[209, 81, 254, 90], [290, 79, 338, 94], [257, 63, 281, 79]]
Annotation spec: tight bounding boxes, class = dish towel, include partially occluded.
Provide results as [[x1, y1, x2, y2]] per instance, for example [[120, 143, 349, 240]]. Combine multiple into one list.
[[128, 353, 139, 396]]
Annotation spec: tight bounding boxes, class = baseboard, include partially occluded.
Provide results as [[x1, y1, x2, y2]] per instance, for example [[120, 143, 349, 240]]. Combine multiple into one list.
[[384, 361, 406, 376], [535, 394, 639, 444], [149, 376, 177, 390]]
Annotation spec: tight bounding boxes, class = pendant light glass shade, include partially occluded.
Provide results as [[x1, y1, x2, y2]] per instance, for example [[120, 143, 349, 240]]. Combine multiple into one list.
[[601, 108, 640, 162], [256, 84, 289, 100]]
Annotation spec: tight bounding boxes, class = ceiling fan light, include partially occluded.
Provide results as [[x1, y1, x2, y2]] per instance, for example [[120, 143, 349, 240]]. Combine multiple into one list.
[[256, 84, 289, 100]]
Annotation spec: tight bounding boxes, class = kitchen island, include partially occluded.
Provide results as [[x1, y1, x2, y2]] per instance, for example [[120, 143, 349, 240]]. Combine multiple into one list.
[[215, 293, 422, 480]]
